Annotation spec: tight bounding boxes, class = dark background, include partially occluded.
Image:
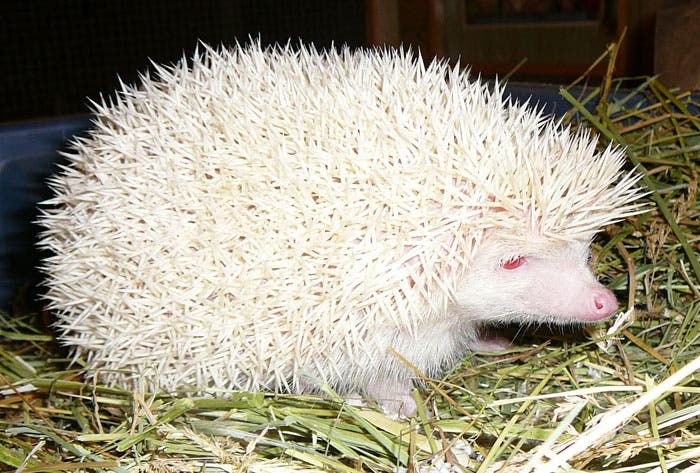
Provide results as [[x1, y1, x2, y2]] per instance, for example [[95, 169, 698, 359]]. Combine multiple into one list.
[[1, 1, 367, 123]]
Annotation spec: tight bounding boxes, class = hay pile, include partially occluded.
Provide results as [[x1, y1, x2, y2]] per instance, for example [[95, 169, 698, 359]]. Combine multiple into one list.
[[2, 44, 699, 472]]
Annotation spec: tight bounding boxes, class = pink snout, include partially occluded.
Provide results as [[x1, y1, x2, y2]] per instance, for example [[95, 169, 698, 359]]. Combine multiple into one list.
[[584, 286, 618, 321]]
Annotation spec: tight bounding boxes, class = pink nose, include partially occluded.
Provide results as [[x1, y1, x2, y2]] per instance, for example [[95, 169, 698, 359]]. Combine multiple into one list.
[[586, 288, 618, 321]]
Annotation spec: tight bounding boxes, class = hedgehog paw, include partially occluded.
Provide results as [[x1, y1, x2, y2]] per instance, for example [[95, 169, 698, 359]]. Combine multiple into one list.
[[469, 335, 512, 352], [365, 379, 417, 418]]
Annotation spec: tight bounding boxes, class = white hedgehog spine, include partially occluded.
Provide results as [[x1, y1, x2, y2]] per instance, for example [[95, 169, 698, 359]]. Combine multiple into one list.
[[38, 41, 646, 415]]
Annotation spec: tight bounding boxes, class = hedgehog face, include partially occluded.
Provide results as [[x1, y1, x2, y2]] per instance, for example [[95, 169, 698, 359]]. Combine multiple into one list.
[[453, 234, 618, 324]]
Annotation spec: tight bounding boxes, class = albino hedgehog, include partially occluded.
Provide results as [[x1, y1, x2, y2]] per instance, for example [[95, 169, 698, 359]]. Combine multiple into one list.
[[38, 42, 645, 416]]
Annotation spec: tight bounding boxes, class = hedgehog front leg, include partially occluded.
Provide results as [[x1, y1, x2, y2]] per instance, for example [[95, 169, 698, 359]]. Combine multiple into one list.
[[467, 333, 513, 352], [364, 377, 418, 417]]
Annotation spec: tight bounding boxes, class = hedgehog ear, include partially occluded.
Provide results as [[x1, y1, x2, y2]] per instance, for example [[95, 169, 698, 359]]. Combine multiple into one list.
[[528, 208, 543, 235], [484, 194, 538, 233], [484, 194, 507, 213]]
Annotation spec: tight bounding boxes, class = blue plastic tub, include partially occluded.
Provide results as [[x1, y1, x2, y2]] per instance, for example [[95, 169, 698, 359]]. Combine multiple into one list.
[[0, 116, 91, 308]]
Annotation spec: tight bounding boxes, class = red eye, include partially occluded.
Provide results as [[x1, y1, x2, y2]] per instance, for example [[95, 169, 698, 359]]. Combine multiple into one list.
[[502, 256, 525, 270]]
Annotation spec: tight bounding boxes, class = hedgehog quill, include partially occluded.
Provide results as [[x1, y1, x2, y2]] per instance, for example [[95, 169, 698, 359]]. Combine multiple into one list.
[[38, 42, 646, 416]]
